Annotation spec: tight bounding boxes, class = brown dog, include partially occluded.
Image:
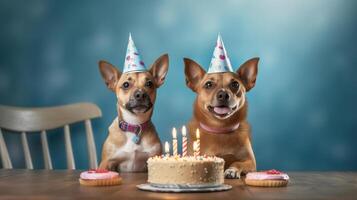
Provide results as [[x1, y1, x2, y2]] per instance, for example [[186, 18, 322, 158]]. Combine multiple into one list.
[[98, 54, 168, 172], [184, 57, 259, 178]]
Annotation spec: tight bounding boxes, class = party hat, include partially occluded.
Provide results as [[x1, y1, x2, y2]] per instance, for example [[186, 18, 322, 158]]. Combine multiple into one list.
[[207, 34, 233, 73], [123, 33, 147, 73]]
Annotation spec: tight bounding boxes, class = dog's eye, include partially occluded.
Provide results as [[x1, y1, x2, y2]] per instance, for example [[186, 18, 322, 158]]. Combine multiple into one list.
[[122, 82, 130, 89], [204, 81, 214, 89], [145, 80, 153, 88], [230, 81, 240, 89]]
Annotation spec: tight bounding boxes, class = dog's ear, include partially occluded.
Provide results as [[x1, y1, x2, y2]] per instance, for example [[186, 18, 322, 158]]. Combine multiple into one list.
[[98, 60, 122, 92], [149, 54, 169, 88], [184, 58, 206, 92], [236, 57, 259, 91]]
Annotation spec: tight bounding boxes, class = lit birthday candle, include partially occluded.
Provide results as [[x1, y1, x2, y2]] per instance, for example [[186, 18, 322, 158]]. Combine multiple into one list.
[[164, 141, 170, 157], [193, 141, 198, 157], [172, 127, 178, 156], [182, 126, 187, 156], [196, 129, 200, 156]]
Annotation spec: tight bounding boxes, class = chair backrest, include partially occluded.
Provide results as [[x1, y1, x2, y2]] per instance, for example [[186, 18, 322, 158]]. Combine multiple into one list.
[[0, 102, 102, 170]]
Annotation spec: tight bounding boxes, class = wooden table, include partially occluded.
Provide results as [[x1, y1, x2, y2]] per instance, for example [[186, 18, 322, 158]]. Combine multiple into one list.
[[0, 170, 356, 200]]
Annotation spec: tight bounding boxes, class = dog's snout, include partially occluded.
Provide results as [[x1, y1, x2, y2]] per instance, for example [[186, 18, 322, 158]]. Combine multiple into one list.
[[217, 90, 230, 101], [134, 90, 148, 101]]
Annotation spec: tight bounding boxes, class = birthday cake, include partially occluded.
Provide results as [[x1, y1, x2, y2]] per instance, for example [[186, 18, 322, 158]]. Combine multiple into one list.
[[147, 155, 225, 188]]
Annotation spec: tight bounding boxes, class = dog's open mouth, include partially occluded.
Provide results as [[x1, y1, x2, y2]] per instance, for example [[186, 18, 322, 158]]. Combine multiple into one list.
[[207, 105, 237, 118], [126, 104, 152, 114], [132, 105, 149, 113]]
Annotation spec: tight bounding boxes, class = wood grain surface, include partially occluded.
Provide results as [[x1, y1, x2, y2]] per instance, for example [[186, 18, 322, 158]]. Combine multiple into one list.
[[0, 170, 356, 200]]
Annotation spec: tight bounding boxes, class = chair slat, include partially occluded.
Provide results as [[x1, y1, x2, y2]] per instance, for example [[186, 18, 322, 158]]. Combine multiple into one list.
[[84, 120, 98, 169], [40, 131, 52, 169], [0, 128, 12, 169], [0, 103, 102, 132], [0, 102, 101, 170], [21, 132, 33, 169], [64, 125, 75, 170]]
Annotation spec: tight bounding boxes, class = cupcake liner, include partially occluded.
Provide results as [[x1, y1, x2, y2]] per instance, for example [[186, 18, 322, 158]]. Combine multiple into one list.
[[245, 179, 288, 187], [79, 176, 122, 186]]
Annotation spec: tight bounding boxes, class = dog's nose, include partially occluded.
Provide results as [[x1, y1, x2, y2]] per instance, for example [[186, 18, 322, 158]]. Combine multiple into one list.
[[134, 90, 148, 101], [217, 90, 230, 101]]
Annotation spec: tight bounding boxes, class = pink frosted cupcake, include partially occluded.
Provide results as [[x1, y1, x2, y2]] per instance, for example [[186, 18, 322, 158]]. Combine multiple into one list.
[[79, 169, 122, 186], [245, 169, 289, 187]]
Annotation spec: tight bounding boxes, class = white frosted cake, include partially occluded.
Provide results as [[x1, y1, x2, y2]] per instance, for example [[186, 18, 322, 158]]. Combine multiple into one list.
[[147, 155, 225, 187]]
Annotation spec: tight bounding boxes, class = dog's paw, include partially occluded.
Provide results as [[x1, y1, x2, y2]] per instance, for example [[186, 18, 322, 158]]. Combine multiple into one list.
[[107, 160, 120, 172], [224, 167, 242, 179]]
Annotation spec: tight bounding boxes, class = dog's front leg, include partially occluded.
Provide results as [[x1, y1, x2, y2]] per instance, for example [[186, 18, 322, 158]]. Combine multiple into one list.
[[132, 144, 161, 171], [99, 152, 130, 171], [225, 138, 257, 179], [98, 159, 121, 171], [224, 159, 256, 179], [98, 159, 110, 170], [136, 143, 161, 160]]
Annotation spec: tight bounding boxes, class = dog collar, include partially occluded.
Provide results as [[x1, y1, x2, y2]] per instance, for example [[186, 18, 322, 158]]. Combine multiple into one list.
[[118, 120, 150, 144], [199, 122, 240, 134]]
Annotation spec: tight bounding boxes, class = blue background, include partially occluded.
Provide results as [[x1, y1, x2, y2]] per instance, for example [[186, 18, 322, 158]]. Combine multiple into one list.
[[0, 0, 356, 170]]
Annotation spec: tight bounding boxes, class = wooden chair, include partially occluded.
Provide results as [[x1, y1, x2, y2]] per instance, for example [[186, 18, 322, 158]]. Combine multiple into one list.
[[0, 102, 102, 170]]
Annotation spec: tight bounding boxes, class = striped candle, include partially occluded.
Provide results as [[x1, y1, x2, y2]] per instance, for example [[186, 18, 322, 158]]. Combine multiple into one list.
[[196, 129, 200, 156], [182, 126, 187, 156], [172, 127, 178, 156], [193, 141, 198, 157]]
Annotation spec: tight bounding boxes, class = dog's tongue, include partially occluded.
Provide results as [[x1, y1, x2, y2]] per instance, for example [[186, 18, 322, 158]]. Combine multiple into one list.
[[214, 106, 230, 114]]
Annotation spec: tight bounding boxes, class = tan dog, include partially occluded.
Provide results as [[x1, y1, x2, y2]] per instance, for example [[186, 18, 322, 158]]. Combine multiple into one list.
[[184, 57, 259, 178], [98, 54, 169, 172]]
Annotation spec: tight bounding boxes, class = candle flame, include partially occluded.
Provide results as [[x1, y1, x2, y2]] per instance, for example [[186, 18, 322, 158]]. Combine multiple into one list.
[[165, 141, 170, 154], [196, 129, 200, 139], [182, 126, 187, 137], [172, 127, 177, 139]]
